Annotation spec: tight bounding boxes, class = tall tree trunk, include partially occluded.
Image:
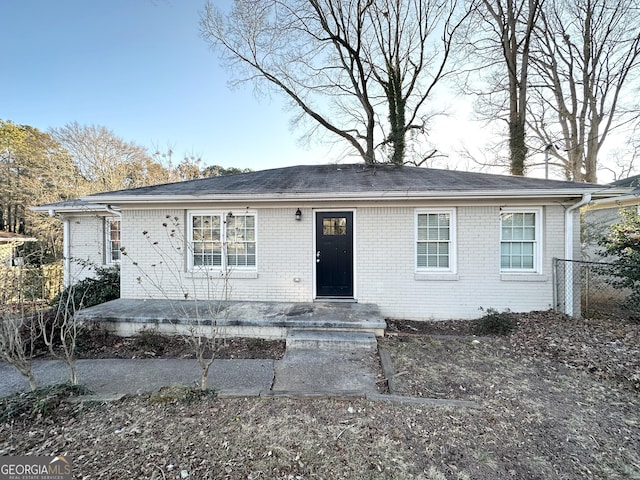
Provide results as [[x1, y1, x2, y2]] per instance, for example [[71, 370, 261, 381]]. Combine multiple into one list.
[[509, 120, 527, 175]]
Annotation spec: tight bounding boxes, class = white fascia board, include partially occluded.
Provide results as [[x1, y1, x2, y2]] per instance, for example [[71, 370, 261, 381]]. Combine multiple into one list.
[[587, 193, 640, 211], [30, 203, 114, 215], [81, 187, 623, 206]]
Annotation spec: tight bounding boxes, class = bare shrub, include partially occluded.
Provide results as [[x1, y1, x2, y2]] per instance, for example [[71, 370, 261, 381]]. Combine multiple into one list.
[[123, 215, 232, 391], [0, 311, 40, 391]]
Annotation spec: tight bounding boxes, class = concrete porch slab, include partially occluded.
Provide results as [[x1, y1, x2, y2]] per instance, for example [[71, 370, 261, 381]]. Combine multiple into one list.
[[76, 299, 386, 339]]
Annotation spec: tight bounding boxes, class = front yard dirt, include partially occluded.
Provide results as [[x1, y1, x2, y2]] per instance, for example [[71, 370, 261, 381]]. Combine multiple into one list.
[[1, 311, 639, 479]]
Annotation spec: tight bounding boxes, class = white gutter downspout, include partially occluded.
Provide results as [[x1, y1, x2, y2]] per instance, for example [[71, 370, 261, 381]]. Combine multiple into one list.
[[49, 209, 71, 288], [564, 193, 592, 316], [63, 219, 70, 287]]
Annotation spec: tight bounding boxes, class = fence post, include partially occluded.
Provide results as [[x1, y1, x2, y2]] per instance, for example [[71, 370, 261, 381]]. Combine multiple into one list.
[[552, 258, 558, 312]]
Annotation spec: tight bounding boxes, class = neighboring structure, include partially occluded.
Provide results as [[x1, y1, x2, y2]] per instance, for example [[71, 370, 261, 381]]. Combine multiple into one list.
[[34, 163, 626, 320], [0, 231, 36, 266], [582, 174, 640, 261]]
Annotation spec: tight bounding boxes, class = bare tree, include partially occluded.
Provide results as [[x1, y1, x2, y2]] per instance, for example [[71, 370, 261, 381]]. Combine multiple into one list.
[[50, 122, 163, 192], [0, 313, 39, 391], [39, 288, 82, 385], [201, 0, 472, 165], [467, 0, 543, 176], [527, 0, 640, 182]]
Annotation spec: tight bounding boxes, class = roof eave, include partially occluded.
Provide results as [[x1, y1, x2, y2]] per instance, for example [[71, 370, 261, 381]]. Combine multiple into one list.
[[82, 187, 620, 205], [30, 204, 114, 215]]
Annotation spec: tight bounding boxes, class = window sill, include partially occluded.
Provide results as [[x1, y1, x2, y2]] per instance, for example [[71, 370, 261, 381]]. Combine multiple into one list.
[[500, 273, 548, 282], [414, 273, 459, 281], [187, 270, 258, 280]]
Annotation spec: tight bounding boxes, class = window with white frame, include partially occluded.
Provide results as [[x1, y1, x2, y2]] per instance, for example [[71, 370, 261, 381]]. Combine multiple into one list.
[[500, 209, 541, 272], [188, 211, 256, 270], [416, 209, 456, 272], [105, 218, 121, 264]]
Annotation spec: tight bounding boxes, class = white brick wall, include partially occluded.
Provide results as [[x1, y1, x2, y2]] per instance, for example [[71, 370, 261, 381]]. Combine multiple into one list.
[[355, 204, 567, 319], [73, 202, 576, 321], [67, 214, 107, 283], [119, 208, 313, 302]]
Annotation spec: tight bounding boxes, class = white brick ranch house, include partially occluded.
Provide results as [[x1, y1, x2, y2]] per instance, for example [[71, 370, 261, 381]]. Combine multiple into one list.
[[35, 163, 625, 321]]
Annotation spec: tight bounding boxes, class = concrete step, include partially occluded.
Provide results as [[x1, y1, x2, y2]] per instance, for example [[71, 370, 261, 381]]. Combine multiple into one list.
[[286, 329, 378, 350]]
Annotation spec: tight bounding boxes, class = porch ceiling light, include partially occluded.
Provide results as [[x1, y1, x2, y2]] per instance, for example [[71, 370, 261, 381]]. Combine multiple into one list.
[[295, 208, 302, 221]]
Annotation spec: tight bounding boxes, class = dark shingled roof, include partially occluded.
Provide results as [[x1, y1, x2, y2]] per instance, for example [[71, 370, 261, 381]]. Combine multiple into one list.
[[610, 174, 640, 188], [85, 163, 610, 201]]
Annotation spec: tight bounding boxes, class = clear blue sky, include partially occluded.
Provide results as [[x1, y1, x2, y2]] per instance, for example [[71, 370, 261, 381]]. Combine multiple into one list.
[[2, 1, 624, 181], [0, 0, 332, 171]]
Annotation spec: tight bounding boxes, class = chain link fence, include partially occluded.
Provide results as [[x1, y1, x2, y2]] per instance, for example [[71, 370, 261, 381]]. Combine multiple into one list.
[[553, 258, 640, 318]]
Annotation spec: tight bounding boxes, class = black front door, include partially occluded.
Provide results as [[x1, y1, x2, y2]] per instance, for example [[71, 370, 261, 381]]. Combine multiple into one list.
[[316, 212, 353, 297]]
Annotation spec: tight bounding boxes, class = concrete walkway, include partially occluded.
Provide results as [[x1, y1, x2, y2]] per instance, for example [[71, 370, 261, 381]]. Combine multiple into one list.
[[0, 349, 380, 399], [0, 349, 480, 408]]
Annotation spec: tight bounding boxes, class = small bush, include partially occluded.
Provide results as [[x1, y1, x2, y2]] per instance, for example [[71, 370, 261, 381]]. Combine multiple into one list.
[[51, 265, 120, 315], [0, 383, 91, 423], [477, 308, 515, 336], [133, 327, 170, 353]]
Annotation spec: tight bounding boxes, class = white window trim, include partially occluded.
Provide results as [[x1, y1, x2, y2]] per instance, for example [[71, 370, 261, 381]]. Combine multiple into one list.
[[499, 207, 543, 274], [105, 217, 121, 265], [415, 208, 457, 274], [186, 210, 258, 272]]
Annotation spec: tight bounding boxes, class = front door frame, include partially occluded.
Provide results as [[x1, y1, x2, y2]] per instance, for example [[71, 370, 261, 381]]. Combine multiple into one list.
[[313, 208, 357, 300]]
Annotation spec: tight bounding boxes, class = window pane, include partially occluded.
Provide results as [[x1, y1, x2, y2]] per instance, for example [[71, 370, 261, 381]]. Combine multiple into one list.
[[513, 228, 523, 240], [511, 242, 522, 255], [523, 226, 535, 240], [523, 213, 535, 226], [323, 217, 346, 235]]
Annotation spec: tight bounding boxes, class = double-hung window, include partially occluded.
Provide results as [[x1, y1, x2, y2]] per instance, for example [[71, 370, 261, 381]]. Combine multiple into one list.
[[188, 211, 256, 271], [500, 209, 541, 272], [226, 214, 256, 267], [191, 214, 222, 267], [416, 209, 456, 273], [105, 217, 121, 264]]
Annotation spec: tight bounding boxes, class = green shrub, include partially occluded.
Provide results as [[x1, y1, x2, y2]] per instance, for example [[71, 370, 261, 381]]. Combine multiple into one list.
[[477, 308, 515, 335], [52, 265, 120, 314]]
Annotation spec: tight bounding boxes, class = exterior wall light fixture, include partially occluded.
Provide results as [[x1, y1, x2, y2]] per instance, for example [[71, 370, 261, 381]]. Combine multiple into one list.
[[295, 208, 302, 221]]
